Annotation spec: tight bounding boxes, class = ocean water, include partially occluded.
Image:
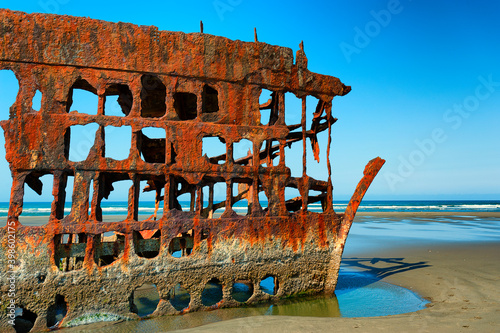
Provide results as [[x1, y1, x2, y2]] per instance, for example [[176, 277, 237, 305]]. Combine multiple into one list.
[[1, 200, 500, 217]]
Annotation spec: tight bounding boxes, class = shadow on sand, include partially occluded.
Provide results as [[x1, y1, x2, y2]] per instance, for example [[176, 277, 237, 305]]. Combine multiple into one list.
[[337, 257, 430, 293]]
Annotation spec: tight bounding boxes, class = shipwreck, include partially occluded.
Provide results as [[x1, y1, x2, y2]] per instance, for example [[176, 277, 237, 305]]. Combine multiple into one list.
[[0, 8, 384, 332]]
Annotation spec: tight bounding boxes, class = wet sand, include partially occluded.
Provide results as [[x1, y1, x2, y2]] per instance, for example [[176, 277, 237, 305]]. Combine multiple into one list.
[[356, 211, 500, 218]]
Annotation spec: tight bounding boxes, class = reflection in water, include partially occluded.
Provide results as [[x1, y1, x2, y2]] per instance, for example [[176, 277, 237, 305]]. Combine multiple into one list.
[[62, 268, 428, 332], [265, 296, 341, 317], [232, 282, 253, 303], [336, 269, 428, 317], [133, 283, 160, 317], [201, 280, 223, 306], [169, 283, 190, 311]]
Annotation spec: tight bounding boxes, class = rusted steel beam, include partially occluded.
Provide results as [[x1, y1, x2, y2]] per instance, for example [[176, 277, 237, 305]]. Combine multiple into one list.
[[324, 157, 385, 294], [0, 9, 350, 97], [338, 157, 386, 251]]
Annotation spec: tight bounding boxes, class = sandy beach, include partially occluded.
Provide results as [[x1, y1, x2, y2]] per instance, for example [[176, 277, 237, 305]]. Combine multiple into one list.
[[162, 242, 498, 333]]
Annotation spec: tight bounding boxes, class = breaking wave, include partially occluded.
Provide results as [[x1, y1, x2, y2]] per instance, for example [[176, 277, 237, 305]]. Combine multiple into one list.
[[1, 200, 499, 217]]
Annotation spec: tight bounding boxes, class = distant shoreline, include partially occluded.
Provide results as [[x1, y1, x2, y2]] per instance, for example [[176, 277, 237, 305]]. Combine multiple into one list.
[[354, 211, 500, 218], [2, 211, 500, 227]]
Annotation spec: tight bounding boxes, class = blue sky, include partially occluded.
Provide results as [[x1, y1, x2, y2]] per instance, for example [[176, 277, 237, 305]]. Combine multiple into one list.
[[0, 0, 499, 201]]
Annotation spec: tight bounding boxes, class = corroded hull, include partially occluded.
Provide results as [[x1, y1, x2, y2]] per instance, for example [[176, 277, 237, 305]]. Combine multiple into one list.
[[1, 213, 341, 317]]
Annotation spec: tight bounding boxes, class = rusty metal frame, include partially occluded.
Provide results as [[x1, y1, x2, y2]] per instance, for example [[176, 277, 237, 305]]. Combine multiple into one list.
[[0, 9, 383, 331]]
